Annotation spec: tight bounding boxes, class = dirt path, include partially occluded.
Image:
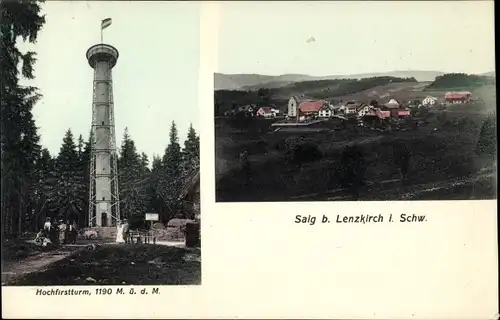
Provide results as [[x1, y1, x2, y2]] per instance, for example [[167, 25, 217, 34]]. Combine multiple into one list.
[[2, 244, 88, 285]]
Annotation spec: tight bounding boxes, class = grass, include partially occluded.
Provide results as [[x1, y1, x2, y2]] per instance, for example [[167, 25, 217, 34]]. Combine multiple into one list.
[[1, 239, 51, 264], [9, 244, 201, 286]]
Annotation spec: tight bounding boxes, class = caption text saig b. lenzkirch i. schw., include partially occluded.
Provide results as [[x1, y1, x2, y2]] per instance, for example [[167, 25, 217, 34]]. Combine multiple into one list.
[[295, 213, 427, 225]]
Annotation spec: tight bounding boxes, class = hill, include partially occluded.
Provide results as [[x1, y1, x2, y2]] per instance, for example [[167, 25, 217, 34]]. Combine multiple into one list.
[[479, 71, 495, 78], [215, 70, 445, 90], [425, 73, 495, 90]]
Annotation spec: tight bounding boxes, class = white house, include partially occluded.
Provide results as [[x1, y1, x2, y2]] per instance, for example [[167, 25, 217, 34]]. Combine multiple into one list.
[[256, 107, 275, 118], [385, 98, 400, 108], [357, 105, 372, 117], [422, 96, 437, 106], [340, 101, 361, 115], [318, 104, 334, 118]]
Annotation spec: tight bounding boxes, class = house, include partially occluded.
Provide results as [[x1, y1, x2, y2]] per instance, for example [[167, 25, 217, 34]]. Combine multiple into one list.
[[298, 100, 329, 117], [347, 102, 364, 115], [422, 96, 437, 106], [178, 170, 200, 221], [339, 101, 360, 114], [256, 107, 276, 118], [177, 169, 200, 247], [318, 104, 334, 118], [331, 104, 342, 114], [385, 99, 400, 108], [444, 92, 471, 104], [289, 95, 328, 118], [357, 104, 372, 117]]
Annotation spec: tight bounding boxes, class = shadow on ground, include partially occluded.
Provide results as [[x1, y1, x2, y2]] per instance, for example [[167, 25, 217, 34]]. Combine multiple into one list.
[[8, 244, 201, 286]]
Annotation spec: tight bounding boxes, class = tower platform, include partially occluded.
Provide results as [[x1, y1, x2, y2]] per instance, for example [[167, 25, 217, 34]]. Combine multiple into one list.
[[86, 43, 119, 68]]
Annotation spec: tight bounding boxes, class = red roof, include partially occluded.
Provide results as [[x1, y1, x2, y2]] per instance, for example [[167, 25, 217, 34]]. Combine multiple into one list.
[[445, 92, 470, 100], [258, 107, 273, 113], [299, 100, 327, 113], [366, 109, 390, 119]]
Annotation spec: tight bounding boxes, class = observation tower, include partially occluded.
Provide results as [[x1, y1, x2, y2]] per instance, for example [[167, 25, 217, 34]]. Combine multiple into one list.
[[86, 44, 120, 227]]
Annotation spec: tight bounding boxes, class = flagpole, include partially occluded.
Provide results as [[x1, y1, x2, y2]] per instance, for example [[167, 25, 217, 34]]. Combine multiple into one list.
[[101, 27, 103, 44]]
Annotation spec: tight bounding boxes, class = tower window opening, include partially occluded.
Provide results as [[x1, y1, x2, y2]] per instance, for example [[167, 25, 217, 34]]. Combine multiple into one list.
[[102, 121, 105, 125], [102, 197, 105, 201]]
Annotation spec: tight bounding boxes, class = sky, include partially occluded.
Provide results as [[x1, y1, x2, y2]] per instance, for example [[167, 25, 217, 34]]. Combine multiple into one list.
[[217, 1, 495, 76], [19, 1, 200, 161]]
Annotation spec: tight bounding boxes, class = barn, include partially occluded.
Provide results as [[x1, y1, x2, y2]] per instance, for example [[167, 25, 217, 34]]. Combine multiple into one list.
[[444, 92, 471, 104]]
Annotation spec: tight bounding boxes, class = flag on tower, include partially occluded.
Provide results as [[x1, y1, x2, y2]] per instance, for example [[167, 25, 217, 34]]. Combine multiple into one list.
[[101, 18, 112, 30]]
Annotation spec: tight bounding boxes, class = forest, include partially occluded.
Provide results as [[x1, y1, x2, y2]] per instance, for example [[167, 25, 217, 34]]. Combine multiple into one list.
[[425, 73, 495, 90], [1, 0, 200, 238]]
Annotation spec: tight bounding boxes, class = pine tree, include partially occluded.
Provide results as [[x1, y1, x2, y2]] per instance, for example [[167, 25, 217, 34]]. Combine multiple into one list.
[[77, 134, 84, 161], [1, 0, 46, 237], [182, 123, 199, 166], [140, 152, 149, 172], [179, 124, 200, 217], [476, 115, 496, 161], [53, 129, 86, 222], [80, 131, 93, 227], [118, 128, 149, 226], [149, 154, 166, 220], [157, 122, 184, 218], [32, 148, 56, 230]]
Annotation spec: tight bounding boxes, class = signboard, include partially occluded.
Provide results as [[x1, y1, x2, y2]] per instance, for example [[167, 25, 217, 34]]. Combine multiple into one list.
[[145, 213, 159, 221]]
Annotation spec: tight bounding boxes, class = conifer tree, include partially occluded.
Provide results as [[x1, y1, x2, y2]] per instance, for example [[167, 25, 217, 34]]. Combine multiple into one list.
[[33, 148, 56, 229], [182, 123, 200, 166], [149, 154, 166, 220], [53, 129, 85, 222], [1, 0, 46, 237], [118, 128, 149, 226], [476, 115, 496, 161], [156, 121, 184, 217]]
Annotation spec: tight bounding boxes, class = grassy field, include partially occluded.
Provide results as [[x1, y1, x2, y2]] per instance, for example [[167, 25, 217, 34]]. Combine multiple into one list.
[[215, 86, 496, 202], [9, 244, 201, 286]]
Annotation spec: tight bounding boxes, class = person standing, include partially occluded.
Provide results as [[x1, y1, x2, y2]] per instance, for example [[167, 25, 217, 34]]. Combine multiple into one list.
[[115, 220, 124, 243], [69, 220, 78, 244], [122, 219, 130, 244], [58, 220, 66, 245], [51, 219, 60, 247], [43, 217, 51, 236], [64, 220, 71, 244]]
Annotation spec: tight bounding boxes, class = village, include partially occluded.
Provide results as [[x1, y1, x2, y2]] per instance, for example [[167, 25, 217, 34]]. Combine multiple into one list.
[[222, 91, 475, 131]]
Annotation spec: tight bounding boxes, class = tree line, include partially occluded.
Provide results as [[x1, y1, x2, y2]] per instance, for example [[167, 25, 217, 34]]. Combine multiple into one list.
[[1, 0, 199, 238], [425, 73, 495, 90], [33, 123, 199, 232]]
